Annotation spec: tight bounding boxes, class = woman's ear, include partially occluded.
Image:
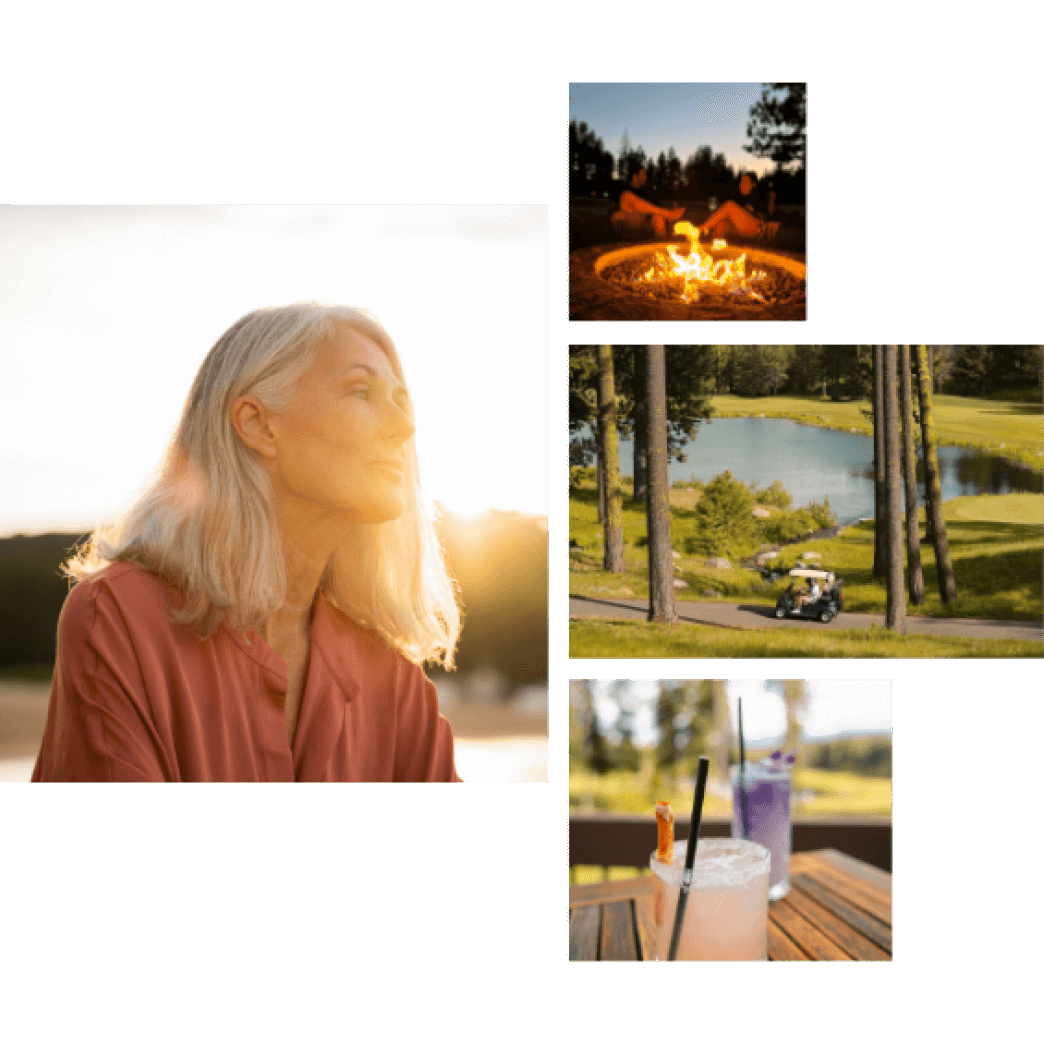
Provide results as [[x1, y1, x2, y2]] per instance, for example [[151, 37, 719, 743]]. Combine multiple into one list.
[[231, 395, 278, 459]]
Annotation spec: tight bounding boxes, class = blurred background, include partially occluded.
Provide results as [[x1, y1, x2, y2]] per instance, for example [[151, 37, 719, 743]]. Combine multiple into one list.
[[0, 206, 547, 782], [569, 679, 891, 879]]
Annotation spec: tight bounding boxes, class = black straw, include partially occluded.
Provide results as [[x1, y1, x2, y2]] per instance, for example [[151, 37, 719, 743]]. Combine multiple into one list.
[[738, 697, 749, 840], [667, 756, 710, 961]]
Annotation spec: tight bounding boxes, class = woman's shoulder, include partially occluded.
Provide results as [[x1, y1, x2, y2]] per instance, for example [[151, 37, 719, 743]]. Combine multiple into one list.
[[316, 594, 421, 681], [60, 563, 185, 626]]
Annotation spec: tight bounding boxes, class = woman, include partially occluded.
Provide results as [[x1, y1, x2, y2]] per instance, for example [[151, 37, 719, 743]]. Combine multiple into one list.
[[32, 304, 461, 781], [699, 173, 781, 244]]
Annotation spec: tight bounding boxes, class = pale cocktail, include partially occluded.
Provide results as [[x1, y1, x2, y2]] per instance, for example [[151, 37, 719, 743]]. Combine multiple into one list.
[[650, 838, 770, 961]]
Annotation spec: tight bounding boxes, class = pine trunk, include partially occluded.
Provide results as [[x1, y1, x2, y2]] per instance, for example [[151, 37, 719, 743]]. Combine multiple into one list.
[[646, 346, 677, 623], [633, 348, 649, 503], [884, 347, 906, 632], [595, 417, 604, 523], [597, 346, 624, 572], [873, 346, 887, 578], [899, 346, 925, 604]]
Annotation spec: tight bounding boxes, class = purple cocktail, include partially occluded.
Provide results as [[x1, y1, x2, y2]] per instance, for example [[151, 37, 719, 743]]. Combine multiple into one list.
[[730, 756, 792, 901]]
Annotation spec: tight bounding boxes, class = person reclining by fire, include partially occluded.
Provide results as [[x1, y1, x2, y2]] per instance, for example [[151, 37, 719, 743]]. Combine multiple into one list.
[[699, 172, 781, 244], [609, 166, 686, 240]]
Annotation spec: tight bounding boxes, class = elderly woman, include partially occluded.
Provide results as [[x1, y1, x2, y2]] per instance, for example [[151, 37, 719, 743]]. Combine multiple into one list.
[[32, 304, 461, 781]]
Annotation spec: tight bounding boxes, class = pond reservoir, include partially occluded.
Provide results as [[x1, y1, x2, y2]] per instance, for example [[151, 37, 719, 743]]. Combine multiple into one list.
[[616, 417, 1041, 526]]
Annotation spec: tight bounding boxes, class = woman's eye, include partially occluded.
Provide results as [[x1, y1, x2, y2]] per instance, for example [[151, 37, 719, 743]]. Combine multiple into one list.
[[351, 387, 370, 399]]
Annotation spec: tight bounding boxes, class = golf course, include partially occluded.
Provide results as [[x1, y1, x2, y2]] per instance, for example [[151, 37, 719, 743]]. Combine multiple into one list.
[[570, 391, 1043, 658]]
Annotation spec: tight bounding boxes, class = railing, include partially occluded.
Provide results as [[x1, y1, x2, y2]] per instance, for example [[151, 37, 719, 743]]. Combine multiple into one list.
[[569, 814, 891, 873]]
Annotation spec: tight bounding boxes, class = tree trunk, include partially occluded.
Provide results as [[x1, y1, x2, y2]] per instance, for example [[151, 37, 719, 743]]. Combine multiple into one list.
[[899, 346, 925, 604], [873, 346, 887, 578], [883, 347, 906, 632], [595, 416, 604, 523], [646, 345, 677, 623], [630, 348, 647, 503], [916, 345, 957, 602], [596, 346, 624, 572]]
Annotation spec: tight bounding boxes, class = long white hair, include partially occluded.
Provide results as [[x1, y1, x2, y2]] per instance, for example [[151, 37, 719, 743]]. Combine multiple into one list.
[[66, 303, 460, 668]]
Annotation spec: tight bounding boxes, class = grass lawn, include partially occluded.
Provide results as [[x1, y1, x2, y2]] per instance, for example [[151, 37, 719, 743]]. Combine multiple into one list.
[[571, 484, 1043, 622], [569, 618, 1042, 657]]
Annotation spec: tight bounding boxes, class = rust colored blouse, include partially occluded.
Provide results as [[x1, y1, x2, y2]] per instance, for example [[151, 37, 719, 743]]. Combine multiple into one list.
[[32, 562, 460, 782]]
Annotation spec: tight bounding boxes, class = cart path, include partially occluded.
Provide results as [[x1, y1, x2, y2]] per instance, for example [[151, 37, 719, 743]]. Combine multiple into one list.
[[569, 594, 1044, 644]]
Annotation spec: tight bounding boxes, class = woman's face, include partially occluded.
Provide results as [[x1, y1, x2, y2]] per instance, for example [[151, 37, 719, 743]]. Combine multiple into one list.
[[268, 322, 415, 525]]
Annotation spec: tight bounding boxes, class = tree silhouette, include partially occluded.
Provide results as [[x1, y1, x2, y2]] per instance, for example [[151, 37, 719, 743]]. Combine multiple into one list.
[[744, 83, 807, 170]]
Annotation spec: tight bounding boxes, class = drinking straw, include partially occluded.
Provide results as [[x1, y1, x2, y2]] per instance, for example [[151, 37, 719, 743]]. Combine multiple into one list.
[[667, 755, 710, 962], [738, 697, 749, 840]]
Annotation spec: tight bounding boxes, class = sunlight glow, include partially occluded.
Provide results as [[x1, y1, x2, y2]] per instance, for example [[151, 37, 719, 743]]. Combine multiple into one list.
[[0, 206, 547, 536]]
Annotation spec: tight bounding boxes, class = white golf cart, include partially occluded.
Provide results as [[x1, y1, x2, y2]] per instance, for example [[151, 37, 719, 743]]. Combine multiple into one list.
[[776, 572, 839, 618]]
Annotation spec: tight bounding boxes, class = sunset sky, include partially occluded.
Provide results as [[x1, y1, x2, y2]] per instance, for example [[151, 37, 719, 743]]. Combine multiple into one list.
[[569, 82, 778, 180]]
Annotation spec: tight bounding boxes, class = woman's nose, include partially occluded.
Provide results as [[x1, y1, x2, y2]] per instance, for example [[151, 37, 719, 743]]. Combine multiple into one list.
[[385, 401, 415, 444]]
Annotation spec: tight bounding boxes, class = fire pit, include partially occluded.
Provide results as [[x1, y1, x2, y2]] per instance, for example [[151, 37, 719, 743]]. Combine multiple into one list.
[[570, 223, 806, 321]]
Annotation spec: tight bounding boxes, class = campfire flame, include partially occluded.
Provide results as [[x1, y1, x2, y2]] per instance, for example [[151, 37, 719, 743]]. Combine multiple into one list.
[[634, 221, 766, 302]]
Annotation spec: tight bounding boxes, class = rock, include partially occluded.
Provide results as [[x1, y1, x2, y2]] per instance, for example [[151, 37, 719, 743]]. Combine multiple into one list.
[[672, 550, 681, 559], [673, 579, 689, 589], [619, 588, 634, 596], [801, 551, 822, 561], [701, 588, 720, 598], [752, 506, 771, 519], [705, 557, 731, 570], [756, 550, 779, 564]]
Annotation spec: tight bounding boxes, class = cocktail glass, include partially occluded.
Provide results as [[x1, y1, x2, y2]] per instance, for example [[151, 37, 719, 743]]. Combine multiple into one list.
[[731, 762, 792, 901], [649, 838, 770, 961]]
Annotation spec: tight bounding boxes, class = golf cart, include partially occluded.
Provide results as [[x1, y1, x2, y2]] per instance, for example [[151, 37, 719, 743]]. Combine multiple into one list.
[[774, 568, 843, 623]]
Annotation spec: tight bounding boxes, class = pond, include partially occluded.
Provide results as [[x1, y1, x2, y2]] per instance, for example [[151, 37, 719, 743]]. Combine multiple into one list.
[[617, 417, 1042, 526]]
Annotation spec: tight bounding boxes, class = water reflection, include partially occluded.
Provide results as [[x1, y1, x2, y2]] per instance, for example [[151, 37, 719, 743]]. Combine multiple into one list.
[[618, 418, 1041, 526]]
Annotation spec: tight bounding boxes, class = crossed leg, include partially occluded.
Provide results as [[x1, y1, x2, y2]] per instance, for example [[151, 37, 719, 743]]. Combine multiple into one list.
[[700, 201, 761, 238], [614, 191, 686, 239], [700, 200, 780, 242]]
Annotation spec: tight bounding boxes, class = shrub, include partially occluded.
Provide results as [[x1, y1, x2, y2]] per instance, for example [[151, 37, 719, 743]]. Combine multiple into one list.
[[748, 478, 792, 509], [693, 471, 758, 557], [809, 496, 838, 529]]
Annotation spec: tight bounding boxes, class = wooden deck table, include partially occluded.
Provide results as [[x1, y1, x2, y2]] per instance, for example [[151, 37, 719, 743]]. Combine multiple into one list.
[[569, 848, 891, 961]]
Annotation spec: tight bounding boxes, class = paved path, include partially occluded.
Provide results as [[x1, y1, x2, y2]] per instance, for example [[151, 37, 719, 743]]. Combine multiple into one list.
[[569, 595, 1043, 644]]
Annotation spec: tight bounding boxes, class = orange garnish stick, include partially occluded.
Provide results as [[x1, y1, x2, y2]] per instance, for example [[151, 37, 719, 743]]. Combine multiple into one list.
[[655, 801, 674, 864]]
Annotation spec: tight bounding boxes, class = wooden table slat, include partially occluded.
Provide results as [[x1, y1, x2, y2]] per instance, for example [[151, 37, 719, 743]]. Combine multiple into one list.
[[793, 851, 893, 927], [601, 900, 638, 961], [569, 905, 601, 961], [568, 849, 891, 962]]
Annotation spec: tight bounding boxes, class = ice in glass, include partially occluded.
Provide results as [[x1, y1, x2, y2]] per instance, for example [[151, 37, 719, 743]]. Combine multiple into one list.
[[649, 838, 770, 960]]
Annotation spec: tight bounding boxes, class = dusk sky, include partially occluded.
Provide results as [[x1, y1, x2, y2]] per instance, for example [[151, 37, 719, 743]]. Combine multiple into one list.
[[569, 82, 777, 179]]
